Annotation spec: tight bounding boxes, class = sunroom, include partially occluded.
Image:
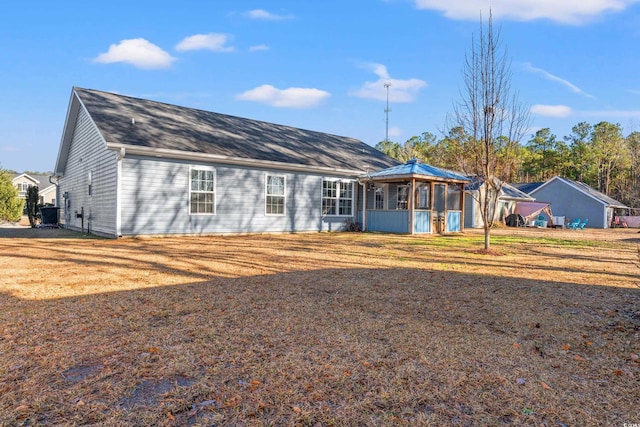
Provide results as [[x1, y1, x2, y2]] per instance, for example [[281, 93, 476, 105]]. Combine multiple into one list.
[[358, 159, 469, 234]]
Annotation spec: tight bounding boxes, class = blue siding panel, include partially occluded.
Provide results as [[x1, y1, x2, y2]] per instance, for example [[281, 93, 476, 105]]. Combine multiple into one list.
[[366, 211, 409, 233], [447, 211, 462, 232], [413, 210, 431, 233]]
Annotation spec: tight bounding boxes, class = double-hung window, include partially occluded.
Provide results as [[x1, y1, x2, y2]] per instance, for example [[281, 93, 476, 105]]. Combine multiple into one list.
[[190, 168, 215, 214], [322, 180, 353, 216], [266, 174, 285, 215]]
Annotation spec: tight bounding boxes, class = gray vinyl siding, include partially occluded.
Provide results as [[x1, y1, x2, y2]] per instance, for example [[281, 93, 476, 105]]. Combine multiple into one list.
[[464, 191, 480, 228], [58, 107, 118, 236], [119, 156, 352, 236], [531, 181, 605, 228]]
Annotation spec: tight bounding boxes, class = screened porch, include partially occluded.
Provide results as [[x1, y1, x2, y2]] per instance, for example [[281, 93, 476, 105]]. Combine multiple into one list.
[[358, 160, 468, 234]]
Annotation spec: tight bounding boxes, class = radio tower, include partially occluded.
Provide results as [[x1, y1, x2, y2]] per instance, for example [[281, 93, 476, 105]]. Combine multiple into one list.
[[384, 82, 391, 142]]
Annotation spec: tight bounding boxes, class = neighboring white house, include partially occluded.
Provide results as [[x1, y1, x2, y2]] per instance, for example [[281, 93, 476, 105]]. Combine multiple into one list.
[[53, 87, 399, 237], [464, 177, 535, 229], [12, 173, 56, 205], [525, 176, 629, 229]]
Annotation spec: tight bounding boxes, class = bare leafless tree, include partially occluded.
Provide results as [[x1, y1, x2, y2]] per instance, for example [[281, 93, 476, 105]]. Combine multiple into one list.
[[449, 10, 531, 250]]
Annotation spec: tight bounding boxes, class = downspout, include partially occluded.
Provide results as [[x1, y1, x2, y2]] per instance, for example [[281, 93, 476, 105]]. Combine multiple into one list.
[[115, 147, 125, 237], [49, 175, 61, 227], [48, 175, 60, 199]]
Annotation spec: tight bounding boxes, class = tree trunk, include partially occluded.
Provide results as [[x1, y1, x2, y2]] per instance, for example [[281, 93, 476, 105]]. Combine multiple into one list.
[[484, 224, 491, 250]]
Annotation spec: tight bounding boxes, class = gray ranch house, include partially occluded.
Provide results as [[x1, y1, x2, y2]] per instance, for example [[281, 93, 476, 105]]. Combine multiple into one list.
[[53, 87, 398, 237]]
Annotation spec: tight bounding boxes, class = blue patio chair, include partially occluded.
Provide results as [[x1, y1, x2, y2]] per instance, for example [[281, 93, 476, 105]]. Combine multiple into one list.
[[567, 218, 581, 230], [534, 215, 546, 227], [578, 218, 588, 230]]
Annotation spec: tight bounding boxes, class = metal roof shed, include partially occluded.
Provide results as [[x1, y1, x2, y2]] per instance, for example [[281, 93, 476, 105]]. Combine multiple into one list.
[[529, 176, 629, 229]]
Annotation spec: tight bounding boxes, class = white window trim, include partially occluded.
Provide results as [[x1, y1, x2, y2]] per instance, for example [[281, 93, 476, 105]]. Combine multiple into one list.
[[265, 173, 286, 216], [322, 178, 355, 217], [189, 166, 216, 216]]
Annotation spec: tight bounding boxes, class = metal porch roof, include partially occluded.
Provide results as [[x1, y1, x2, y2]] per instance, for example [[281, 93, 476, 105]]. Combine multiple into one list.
[[365, 159, 469, 182]]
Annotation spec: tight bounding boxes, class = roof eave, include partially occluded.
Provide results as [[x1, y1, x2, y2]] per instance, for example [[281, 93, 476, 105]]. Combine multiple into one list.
[[106, 143, 365, 177], [362, 173, 468, 183], [54, 89, 81, 176]]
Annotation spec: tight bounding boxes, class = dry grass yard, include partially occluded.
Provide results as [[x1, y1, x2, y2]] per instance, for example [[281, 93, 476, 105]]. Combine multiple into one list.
[[0, 226, 638, 426]]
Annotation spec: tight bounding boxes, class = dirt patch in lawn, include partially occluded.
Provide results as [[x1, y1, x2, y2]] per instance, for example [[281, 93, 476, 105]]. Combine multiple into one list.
[[0, 227, 638, 426]]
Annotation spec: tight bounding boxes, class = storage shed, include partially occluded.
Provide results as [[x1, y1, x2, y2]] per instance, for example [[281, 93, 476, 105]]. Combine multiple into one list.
[[527, 176, 628, 229]]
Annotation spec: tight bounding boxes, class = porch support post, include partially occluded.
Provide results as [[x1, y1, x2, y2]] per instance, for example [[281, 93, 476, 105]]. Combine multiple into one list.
[[443, 183, 448, 233], [361, 182, 367, 231], [429, 181, 435, 234], [409, 178, 415, 234], [459, 183, 465, 232]]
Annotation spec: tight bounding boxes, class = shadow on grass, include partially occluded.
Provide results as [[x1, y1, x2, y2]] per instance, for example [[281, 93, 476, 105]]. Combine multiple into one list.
[[8, 231, 640, 292], [1, 265, 638, 426], [0, 226, 101, 239]]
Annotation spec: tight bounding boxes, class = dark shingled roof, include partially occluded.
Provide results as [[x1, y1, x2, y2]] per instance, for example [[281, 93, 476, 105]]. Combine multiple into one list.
[[74, 87, 398, 172]]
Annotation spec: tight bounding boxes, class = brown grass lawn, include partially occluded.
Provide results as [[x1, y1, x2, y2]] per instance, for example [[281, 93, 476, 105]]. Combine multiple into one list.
[[0, 226, 639, 426]]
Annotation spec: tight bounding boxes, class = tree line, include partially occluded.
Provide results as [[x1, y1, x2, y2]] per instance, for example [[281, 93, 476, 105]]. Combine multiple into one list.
[[375, 121, 640, 210]]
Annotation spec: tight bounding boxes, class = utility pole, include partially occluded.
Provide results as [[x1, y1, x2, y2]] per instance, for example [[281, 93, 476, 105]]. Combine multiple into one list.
[[384, 82, 391, 142]]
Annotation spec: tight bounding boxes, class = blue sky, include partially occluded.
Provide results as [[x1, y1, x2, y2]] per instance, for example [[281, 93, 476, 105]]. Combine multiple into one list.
[[1, 0, 639, 173]]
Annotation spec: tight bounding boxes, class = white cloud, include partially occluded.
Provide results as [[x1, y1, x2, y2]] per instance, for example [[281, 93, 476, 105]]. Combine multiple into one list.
[[413, 0, 639, 24], [244, 9, 294, 20], [388, 126, 403, 138], [236, 84, 330, 108], [531, 104, 573, 117], [94, 38, 176, 69], [523, 63, 595, 98], [176, 33, 234, 52], [350, 63, 427, 103], [249, 44, 270, 52]]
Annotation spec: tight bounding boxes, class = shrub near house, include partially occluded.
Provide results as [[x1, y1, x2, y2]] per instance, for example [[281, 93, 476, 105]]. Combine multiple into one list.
[[0, 169, 24, 222]]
